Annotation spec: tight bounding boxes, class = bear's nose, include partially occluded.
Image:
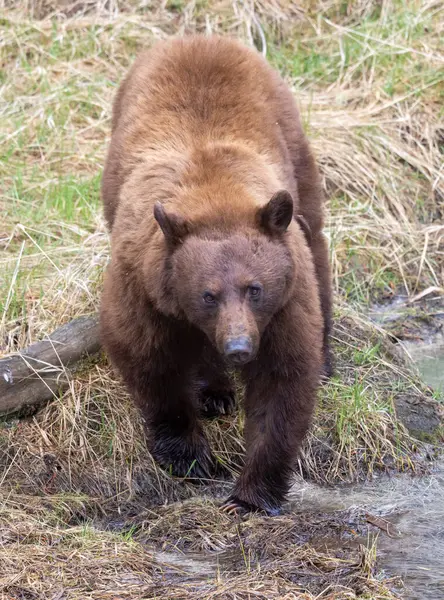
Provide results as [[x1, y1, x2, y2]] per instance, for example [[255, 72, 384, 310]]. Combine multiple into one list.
[[224, 336, 254, 365]]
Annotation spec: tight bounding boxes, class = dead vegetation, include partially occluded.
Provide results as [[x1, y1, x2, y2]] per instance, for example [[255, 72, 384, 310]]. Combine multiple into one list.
[[0, 491, 402, 599], [0, 0, 443, 598]]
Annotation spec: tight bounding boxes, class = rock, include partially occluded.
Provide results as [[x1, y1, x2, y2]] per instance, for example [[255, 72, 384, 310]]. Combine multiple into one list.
[[395, 394, 443, 442]]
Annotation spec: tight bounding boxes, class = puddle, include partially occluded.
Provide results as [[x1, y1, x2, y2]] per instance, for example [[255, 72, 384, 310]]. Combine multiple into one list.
[[326, 294, 444, 598], [402, 334, 444, 392], [369, 294, 444, 392], [149, 466, 444, 599], [289, 460, 444, 599], [154, 549, 220, 577]]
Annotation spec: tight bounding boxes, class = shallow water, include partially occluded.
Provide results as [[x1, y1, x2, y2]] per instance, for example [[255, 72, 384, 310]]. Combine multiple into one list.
[[289, 461, 444, 599], [369, 294, 444, 393], [402, 333, 444, 392], [327, 296, 444, 598], [153, 466, 444, 599]]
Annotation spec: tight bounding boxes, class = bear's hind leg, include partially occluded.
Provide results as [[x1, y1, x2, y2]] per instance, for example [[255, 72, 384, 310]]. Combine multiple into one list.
[[311, 232, 334, 378]]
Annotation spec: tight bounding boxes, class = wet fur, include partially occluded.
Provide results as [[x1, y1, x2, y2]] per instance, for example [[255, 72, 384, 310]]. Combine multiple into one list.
[[100, 35, 333, 514]]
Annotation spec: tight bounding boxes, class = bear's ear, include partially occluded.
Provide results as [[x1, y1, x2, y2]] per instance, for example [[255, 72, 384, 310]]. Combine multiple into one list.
[[258, 190, 294, 235], [154, 201, 189, 247]]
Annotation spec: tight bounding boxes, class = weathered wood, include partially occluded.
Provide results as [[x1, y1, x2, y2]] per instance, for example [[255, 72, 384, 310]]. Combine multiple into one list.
[[0, 315, 101, 417]]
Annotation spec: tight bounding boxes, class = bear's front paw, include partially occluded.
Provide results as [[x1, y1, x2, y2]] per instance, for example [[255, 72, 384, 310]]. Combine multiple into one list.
[[220, 496, 281, 517], [150, 429, 217, 480], [199, 390, 236, 419]]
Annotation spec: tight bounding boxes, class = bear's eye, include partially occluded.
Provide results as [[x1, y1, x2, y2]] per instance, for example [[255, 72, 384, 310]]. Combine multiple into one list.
[[203, 292, 217, 305], [247, 284, 262, 299]]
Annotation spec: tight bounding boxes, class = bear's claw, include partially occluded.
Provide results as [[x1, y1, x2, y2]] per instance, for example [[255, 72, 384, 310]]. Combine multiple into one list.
[[220, 497, 261, 517], [220, 496, 282, 517], [200, 391, 236, 419]]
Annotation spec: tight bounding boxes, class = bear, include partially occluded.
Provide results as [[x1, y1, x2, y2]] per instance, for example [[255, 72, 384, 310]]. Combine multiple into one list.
[[100, 35, 332, 516]]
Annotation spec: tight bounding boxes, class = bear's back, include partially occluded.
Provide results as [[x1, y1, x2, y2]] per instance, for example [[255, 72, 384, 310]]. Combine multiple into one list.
[[101, 36, 303, 228], [114, 36, 281, 150]]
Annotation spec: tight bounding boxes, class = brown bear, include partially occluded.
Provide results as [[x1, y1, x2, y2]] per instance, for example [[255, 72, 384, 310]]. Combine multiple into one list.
[[100, 35, 332, 516]]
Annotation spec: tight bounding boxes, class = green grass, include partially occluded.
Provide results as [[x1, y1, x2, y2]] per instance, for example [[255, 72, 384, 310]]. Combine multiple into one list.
[[1, 173, 102, 330], [4, 174, 100, 228], [268, 1, 442, 96]]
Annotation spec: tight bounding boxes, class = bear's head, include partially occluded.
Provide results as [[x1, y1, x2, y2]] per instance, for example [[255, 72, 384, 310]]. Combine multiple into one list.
[[152, 191, 297, 366]]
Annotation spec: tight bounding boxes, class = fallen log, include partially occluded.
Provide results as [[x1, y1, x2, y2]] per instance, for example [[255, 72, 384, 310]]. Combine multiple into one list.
[[0, 315, 101, 417]]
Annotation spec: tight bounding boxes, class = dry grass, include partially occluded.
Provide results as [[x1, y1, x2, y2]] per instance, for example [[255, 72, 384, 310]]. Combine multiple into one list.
[[1, 0, 443, 598], [0, 492, 401, 599]]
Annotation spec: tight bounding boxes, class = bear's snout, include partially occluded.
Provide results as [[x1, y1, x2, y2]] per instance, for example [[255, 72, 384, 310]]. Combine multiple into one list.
[[224, 336, 254, 365]]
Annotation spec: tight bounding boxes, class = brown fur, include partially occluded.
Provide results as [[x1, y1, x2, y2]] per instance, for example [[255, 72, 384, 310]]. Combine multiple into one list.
[[100, 35, 333, 515]]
